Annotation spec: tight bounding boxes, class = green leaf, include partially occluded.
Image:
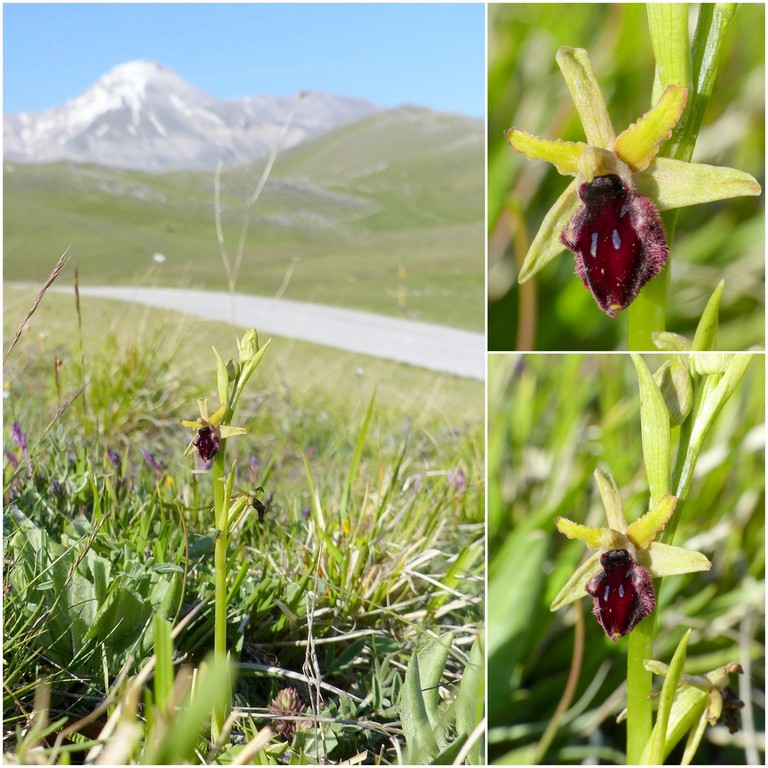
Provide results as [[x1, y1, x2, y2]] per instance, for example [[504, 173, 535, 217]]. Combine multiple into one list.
[[428, 542, 483, 615], [648, 629, 691, 764], [453, 635, 485, 765], [401, 651, 440, 763], [147, 653, 234, 764], [669, 3, 738, 162], [690, 281, 724, 351], [212, 345, 229, 412], [152, 616, 174, 711], [631, 354, 671, 506], [647, 3, 691, 99], [340, 390, 375, 518], [416, 632, 454, 734], [429, 733, 469, 765]]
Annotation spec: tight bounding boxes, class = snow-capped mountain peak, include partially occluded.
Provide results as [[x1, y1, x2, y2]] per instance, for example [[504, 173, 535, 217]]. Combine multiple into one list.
[[4, 60, 380, 171]]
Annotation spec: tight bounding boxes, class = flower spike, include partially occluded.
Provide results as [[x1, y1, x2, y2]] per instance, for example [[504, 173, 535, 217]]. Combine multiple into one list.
[[551, 468, 711, 641], [507, 46, 760, 316]]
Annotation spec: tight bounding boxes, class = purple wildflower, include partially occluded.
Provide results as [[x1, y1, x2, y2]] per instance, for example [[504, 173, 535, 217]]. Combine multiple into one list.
[[447, 468, 467, 494]]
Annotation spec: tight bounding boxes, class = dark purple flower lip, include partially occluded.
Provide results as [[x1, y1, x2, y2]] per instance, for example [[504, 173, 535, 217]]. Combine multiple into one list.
[[193, 426, 221, 463], [585, 548, 656, 641], [561, 174, 669, 317]]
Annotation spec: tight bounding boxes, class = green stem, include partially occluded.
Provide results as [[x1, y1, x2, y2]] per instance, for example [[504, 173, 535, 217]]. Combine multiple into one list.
[[212, 449, 229, 739], [626, 614, 656, 763], [627, 267, 668, 350]]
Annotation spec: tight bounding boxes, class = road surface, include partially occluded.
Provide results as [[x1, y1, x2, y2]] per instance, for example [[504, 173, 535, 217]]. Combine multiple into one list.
[[60, 286, 485, 380]]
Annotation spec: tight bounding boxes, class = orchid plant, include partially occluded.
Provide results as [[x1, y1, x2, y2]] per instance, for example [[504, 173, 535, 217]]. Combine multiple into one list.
[[499, 4, 762, 350], [181, 328, 269, 740], [548, 351, 754, 764]]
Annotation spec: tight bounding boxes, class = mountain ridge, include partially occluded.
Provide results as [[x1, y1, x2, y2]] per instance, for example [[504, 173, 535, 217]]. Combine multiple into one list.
[[4, 59, 382, 172]]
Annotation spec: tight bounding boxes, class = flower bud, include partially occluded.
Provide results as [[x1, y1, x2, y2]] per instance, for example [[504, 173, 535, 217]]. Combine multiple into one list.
[[653, 357, 693, 426], [238, 328, 259, 364], [690, 353, 733, 376]]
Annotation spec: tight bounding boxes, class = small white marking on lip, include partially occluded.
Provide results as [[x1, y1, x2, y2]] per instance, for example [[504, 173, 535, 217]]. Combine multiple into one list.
[[603, 585, 610, 602], [620, 203, 629, 218], [619, 584, 625, 599], [590, 232, 598, 257], [612, 229, 621, 250]]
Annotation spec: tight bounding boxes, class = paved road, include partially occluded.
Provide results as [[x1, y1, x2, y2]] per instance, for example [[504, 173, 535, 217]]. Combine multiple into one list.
[[64, 286, 485, 380]]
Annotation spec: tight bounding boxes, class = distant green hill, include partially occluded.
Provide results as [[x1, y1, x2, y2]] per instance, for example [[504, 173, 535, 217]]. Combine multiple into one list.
[[4, 107, 484, 330]]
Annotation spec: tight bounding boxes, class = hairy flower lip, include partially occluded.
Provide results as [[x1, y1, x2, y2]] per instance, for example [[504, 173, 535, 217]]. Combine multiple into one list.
[[182, 398, 247, 462], [506, 46, 761, 293], [550, 469, 711, 627]]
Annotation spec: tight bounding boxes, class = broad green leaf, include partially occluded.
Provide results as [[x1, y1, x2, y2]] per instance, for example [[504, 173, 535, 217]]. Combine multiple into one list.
[[147, 653, 234, 764], [631, 354, 671, 506], [416, 633, 454, 732], [401, 651, 440, 763], [454, 635, 484, 764]]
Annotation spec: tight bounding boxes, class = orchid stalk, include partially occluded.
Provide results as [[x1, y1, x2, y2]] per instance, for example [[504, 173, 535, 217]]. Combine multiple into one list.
[[181, 329, 269, 739]]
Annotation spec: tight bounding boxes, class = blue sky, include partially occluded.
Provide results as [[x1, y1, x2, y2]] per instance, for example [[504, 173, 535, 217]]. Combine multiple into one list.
[[3, 3, 485, 117]]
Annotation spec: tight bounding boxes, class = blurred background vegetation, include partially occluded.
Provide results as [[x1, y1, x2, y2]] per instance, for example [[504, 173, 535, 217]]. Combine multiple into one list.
[[488, 4, 764, 351], [488, 354, 764, 764]]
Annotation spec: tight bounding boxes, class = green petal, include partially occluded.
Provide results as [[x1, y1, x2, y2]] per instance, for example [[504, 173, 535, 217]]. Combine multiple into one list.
[[556, 47, 615, 149], [626, 494, 677, 549], [550, 551, 601, 611], [645, 541, 711, 577], [504, 128, 586, 176], [614, 85, 688, 171], [636, 157, 761, 211], [219, 425, 247, 439], [518, 179, 580, 283], [555, 516, 603, 548], [208, 403, 228, 427]]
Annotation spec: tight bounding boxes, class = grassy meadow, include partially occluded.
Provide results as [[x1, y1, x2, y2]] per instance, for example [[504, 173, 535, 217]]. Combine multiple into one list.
[[3, 106, 485, 764], [4, 108, 484, 331]]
